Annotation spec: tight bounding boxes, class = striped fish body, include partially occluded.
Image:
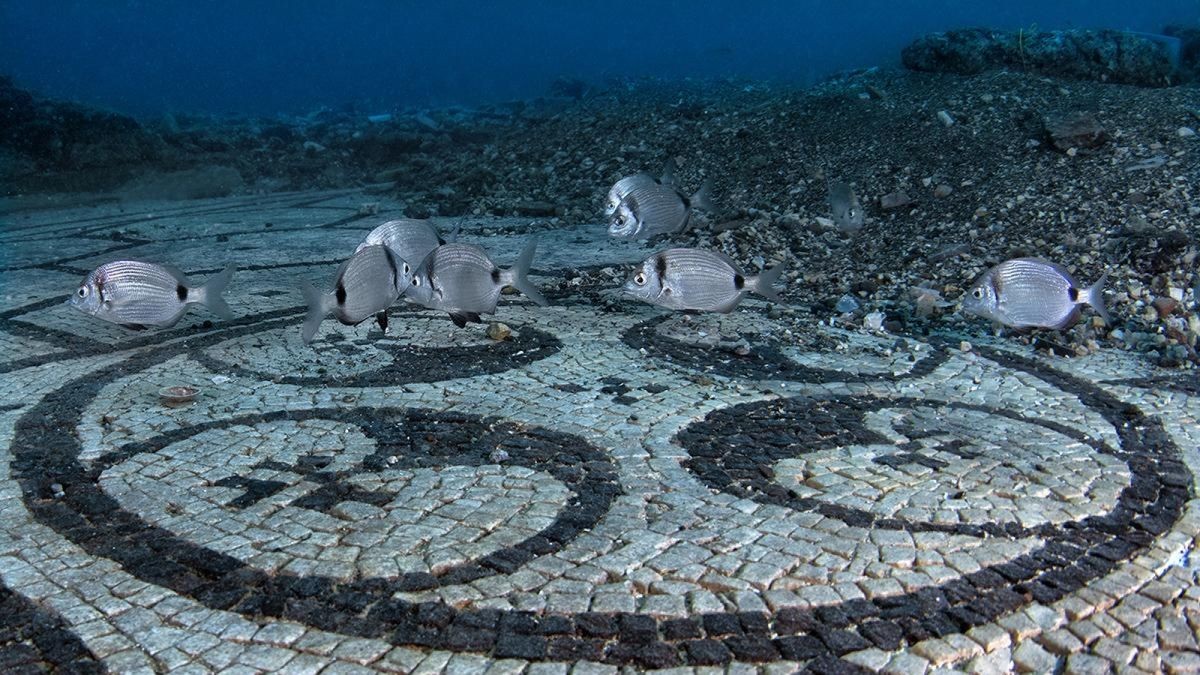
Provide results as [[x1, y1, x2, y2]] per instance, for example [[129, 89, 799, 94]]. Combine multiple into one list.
[[301, 245, 404, 344], [406, 243, 506, 316], [356, 219, 443, 269], [829, 181, 864, 232], [70, 261, 234, 328], [963, 257, 1110, 330], [604, 159, 677, 216], [330, 246, 404, 325], [610, 182, 691, 239], [623, 248, 784, 313], [604, 173, 659, 217]]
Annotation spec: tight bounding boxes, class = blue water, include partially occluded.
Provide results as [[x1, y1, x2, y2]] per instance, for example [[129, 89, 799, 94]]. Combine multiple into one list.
[[1, 1, 1196, 117]]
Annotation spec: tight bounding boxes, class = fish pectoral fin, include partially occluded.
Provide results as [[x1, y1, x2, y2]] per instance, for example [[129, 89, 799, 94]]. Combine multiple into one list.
[[120, 323, 149, 331]]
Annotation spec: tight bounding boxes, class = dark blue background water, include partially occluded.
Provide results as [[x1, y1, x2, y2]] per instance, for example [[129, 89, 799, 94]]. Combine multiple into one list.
[[2, 1, 1196, 118]]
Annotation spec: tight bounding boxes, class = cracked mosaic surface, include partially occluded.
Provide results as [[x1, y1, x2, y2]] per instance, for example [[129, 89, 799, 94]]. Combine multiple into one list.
[[1, 190, 1197, 673]]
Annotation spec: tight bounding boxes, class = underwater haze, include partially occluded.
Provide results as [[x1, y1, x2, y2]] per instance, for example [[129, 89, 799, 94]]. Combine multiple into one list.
[[1, 0, 1197, 116]]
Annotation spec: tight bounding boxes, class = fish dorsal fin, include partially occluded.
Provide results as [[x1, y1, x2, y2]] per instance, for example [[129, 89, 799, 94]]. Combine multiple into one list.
[[160, 264, 192, 287], [660, 156, 678, 185]]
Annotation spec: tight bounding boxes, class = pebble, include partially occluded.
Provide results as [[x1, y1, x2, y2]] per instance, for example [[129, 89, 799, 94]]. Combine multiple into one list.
[[1177, 126, 1196, 138], [863, 312, 886, 331], [933, 184, 953, 198], [880, 190, 913, 210], [938, 110, 955, 126], [1152, 297, 1177, 319], [487, 322, 512, 341], [835, 295, 860, 313]]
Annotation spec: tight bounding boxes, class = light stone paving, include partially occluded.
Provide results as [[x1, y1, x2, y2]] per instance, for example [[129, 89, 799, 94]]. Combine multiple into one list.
[[0, 189, 1196, 673]]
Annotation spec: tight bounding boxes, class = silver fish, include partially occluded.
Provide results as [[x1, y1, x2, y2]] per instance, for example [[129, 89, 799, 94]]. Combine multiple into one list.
[[609, 179, 713, 239], [356, 218, 457, 268], [302, 245, 409, 344], [604, 158, 677, 217], [69, 261, 235, 329], [962, 257, 1110, 330], [623, 248, 784, 313], [828, 181, 864, 232], [404, 240, 546, 327]]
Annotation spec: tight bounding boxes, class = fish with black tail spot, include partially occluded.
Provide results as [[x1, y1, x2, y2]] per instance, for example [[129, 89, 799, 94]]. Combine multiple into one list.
[[302, 245, 409, 344], [962, 257, 1110, 330], [69, 261, 235, 329], [404, 239, 546, 327], [623, 248, 784, 313]]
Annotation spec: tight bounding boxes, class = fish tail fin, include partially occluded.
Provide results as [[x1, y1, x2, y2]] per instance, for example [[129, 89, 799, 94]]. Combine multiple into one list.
[[301, 281, 335, 344], [690, 178, 714, 213], [445, 217, 463, 244], [1084, 273, 1111, 325], [504, 239, 548, 306], [661, 156, 678, 185], [751, 263, 785, 304], [199, 264, 236, 320]]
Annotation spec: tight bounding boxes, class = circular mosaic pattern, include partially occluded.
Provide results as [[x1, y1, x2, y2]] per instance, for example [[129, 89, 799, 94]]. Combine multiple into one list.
[[9, 326, 1192, 667], [196, 309, 561, 386], [101, 418, 574, 581], [678, 396, 1129, 538], [2, 196, 1196, 672], [621, 313, 948, 382]]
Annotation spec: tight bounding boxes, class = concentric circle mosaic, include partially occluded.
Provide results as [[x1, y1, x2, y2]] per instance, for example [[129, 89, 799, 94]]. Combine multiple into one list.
[[0, 192, 1196, 673]]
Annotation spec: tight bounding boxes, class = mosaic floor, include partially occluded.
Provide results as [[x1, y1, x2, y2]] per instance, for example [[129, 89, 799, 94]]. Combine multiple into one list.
[[0, 190, 1197, 674]]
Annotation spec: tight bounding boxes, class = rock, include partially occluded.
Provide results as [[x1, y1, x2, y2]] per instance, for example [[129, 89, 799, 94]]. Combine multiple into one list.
[[1178, 126, 1197, 138], [902, 28, 1182, 86], [548, 76, 588, 100], [880, 190, 914, 210], [514, 201, 559, 217], [487, 322, 512, 341], [1043, 113, 1107, 151], [1159, 230, 1189, 252], [933, 184, 953, 198], [937, 110, 955, 127], [835, 295, 860, 313], [1153, 297, 1178, 318]]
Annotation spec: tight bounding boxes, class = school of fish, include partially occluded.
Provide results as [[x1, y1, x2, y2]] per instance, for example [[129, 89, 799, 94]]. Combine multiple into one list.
[[67, 161, 1112, 341]]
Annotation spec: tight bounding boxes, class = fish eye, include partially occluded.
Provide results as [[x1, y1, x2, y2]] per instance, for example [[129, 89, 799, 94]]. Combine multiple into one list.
[[411, 276, 420, 287], [634, 273, 646, 285], [402, 263, 410, 274], [77, 287, 88, 298], [972, 288, 983, 299]]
